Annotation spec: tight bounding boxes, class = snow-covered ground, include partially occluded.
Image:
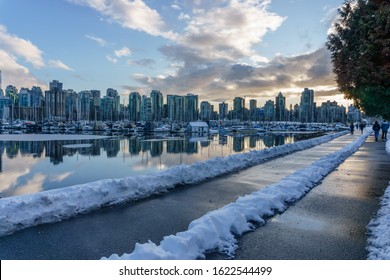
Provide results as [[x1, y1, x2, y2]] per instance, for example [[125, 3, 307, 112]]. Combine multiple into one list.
[[366, 138, 390, 260]]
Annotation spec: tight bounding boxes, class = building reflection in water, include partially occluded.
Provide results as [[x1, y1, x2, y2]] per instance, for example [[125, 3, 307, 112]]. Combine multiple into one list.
[[0, 132, 314, 197], [0, 133, 304, 165]]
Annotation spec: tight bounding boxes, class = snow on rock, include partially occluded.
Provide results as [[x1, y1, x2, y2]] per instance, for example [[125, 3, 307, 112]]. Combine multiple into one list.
[[103, 131, 370, 260], [0, 131, 347, 237]]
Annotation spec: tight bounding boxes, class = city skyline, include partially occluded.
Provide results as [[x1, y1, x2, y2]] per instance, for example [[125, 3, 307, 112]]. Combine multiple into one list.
[[1, 77, 349, 124], [0, 0, 348, 108]]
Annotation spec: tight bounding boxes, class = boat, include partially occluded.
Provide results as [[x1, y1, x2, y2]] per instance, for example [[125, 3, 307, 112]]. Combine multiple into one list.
[[82, 125, 93, 131], [153, 125, 171, 133]]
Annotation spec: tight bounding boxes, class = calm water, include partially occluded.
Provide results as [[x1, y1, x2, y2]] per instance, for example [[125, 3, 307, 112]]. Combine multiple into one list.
[[0, 132, 323, 198]]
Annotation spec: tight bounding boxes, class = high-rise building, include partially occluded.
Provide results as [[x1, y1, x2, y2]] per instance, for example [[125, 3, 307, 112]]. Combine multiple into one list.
[[200, 101, 212, 121], [167, 95, 186, 122], [184, 93, 198, 122], [317, 100, 346, 123], [233, 97, 245, 121], [78, 90, 92, 121], [106, 88, 120, 121], [0, 70, 3, 97], [45, 80, 64, 121], [128, 92, 141, 122], [100, 95, 114, 121], [249, 99, 257, 121], [275, 92, 286, 121], [150, 90, 163, 121], [264, 100, 275, 121], [219, 102, 228, 120], [141, 95, 152, 122], [64, 89, 78, 122], [91, 90, 101, 121], [299, 88, 315, 123]]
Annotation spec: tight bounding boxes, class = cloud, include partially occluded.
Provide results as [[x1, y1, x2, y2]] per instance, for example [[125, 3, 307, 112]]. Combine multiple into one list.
[[68, 0, 175, 39], [85, 34, 108, 46], [114, 47, 131, 57], [48, 59, 75, 71], [132, 47, 338, 106], [171, 4, 181, 10], [0, 49, 45, 89], [0, 25, 45, 68], [49, 172, 73, 182], [14, 173, 45, 196], [106, 47, 132, 63], [106, 54, 118, 64], [178, 12, 190, 21], [174, 0, 285, 61], [127, 58, 155, 67]]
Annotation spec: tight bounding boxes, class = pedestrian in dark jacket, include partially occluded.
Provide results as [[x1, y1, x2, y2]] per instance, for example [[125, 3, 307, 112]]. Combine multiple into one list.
[[359, 122, 364, 134], [350, 122, 354, 134], [381, 120, 389, 140], [373, 121, 381, 141]]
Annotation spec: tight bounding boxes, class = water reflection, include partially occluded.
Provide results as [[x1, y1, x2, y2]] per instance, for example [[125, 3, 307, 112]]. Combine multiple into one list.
[[0, 133, 321, 197]]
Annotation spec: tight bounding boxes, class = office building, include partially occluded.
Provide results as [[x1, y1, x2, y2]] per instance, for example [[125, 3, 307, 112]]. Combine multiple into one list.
[[275, 92, 286, 121], [150, 90, 163, 121], [300, 88, 315, 123], [128, 92, 141, 122]]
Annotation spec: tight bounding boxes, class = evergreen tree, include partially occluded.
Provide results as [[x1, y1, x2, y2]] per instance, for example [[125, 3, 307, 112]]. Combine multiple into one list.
[[326, 0, 390, 118]]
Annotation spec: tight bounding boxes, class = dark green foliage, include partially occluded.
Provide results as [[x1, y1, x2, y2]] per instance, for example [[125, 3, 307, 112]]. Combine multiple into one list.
[[326, 0, 390, 118]]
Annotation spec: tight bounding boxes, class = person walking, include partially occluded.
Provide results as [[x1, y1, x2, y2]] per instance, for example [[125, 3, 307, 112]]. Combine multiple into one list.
[[350, 122, 355, 135], [381, 120, 389, 140], [373, 121, 381, 141], [359, 122, 364, 134]]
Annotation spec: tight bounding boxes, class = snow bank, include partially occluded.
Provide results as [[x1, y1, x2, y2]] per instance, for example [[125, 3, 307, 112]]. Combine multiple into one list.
[[366, 139, 390, 260], [366, 184, 390, 260], [0, 131, 347, 237], [104, 131, 370, 260]]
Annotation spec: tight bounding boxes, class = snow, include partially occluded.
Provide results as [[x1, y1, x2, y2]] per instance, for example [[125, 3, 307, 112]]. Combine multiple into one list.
[[103, 130, 371, 260], [366, 138, 390, 260]]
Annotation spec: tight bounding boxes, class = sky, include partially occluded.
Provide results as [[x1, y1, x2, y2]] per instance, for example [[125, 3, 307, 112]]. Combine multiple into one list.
[[0, 0, 349, 108]]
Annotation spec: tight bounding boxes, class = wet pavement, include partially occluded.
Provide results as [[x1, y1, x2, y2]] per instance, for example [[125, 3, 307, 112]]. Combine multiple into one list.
[[0, 133, 389, 260]]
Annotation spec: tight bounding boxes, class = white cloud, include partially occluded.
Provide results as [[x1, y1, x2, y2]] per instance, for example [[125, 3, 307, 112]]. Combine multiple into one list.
[[175, 0, 286, 61], [69, 0, 175, 39], [48, 59, 75, 71], [171, 4, 181, 10], [178, 12, 190, 21], [0, 25, 45, 68], [106, 47, 131, 63], [85, 34, 108, 46], [106, 54, 118, 64], [114, 47, 131, 57], [0, 49, 45, 89], [49, 172, 73, 182]]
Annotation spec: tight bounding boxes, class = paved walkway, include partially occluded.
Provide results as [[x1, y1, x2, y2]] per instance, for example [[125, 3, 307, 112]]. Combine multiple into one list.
[[0, 132, 389, 259], [209, 133, 390, 259]]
